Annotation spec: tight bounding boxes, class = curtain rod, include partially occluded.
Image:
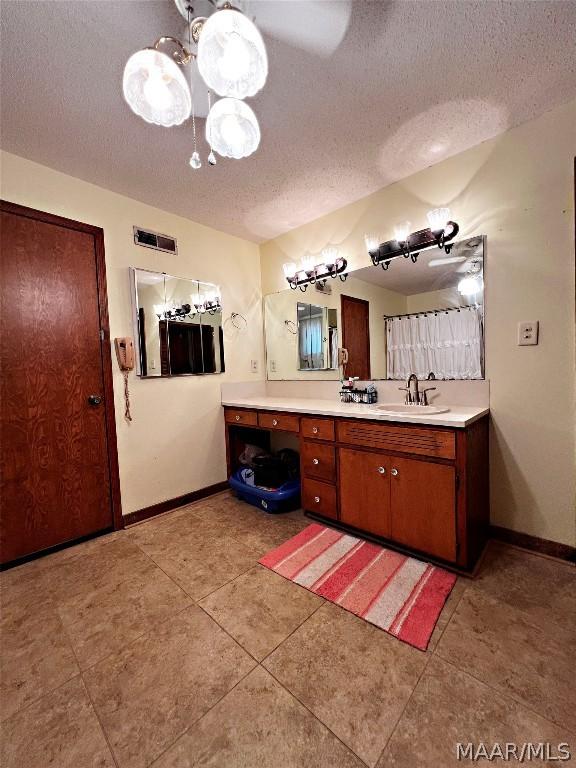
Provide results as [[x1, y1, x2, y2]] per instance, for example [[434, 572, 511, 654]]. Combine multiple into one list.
[[383, 304, 482, 320]]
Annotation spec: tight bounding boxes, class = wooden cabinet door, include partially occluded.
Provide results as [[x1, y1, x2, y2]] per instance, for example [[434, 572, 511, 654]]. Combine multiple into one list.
[[390, 457, 457, 562], [339, 448, 390, 538]]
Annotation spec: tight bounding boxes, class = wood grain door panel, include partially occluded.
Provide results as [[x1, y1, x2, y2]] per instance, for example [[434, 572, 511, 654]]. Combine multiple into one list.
[[258, 411, 300, 432], [390, 457, 457, 562], [339, 447, 391, 538], [341, 295, 370, 380], [1, 206, 115, 563]]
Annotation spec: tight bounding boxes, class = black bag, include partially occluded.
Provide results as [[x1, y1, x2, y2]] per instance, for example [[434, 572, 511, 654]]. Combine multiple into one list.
[[252, 455, 287, 489]]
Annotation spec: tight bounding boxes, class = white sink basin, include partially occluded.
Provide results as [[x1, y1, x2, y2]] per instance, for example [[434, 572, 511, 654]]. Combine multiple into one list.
[[370, 404, 449, 416]]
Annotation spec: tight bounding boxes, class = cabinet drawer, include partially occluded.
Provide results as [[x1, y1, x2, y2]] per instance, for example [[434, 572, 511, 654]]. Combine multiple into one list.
[[225, 408, 258, 426], [258, 411, 300, 433], [301, 417, 335, 442], [302, 479, 337, 520], [337, 420, 455, 460], [301, 441, 336, 482]]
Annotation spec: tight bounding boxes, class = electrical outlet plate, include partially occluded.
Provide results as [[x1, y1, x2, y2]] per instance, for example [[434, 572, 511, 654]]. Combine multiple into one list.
[[251, 359, 258, 373], [517, 321, 539, 346]]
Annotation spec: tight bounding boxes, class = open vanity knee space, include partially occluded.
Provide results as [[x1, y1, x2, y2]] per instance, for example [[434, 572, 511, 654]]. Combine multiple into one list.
[[223, 400, 489, 572]]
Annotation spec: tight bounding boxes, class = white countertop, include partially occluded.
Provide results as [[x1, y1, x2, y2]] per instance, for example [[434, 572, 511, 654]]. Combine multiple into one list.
[[221, 395, 489, 428]]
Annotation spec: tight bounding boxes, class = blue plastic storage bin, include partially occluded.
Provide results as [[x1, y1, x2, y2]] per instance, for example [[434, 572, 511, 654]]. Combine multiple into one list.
[[229, 468, 301, 513]]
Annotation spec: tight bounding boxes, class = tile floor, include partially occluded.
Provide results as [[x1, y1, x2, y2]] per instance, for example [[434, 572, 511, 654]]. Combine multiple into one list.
[[1, 492, 574, 767]]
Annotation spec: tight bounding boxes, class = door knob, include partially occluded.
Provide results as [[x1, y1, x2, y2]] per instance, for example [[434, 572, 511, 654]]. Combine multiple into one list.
[[235, 415, 240, 421], [377, 466, 386, 474], [88, 395, 103, 406], [391, 468, 399, 476], [312, 458, 319, 465], [314, 496, 320, 503], [272, 419, 278, 426], [312, 427, 319, 434]]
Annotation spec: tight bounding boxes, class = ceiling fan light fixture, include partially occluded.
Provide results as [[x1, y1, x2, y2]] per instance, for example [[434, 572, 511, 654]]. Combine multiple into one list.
[[123, 48, 191, 127], [197, 8, 268, 99], [206, 97, 260, 159]]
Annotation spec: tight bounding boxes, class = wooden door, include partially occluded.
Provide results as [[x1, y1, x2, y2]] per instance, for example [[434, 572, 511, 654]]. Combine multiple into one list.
[[339, 447, 390, 537], [0, 201, 120, 564], [341, 295, 370, 379], [390, 457, 456, 562]]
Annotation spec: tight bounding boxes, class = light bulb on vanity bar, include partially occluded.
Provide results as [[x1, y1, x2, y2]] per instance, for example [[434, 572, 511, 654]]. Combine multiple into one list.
[[394, 221, 411, 243]]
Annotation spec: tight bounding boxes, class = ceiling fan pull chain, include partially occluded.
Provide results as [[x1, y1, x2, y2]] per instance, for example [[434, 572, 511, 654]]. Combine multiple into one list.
[[188, 6, 201, 170]]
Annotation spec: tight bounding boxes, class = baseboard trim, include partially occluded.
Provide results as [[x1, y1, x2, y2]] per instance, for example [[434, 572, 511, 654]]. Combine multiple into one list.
[[489, 525, 575, 563], [124, 481, 229, 527]]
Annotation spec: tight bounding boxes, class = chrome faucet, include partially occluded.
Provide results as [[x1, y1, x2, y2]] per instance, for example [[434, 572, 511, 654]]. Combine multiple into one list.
[[399, 373, 436, 406]]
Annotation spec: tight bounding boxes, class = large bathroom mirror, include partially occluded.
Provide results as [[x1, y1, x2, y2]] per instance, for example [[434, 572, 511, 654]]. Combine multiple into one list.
[[131, 268, 224, 377], [264, 236, 485, 381]]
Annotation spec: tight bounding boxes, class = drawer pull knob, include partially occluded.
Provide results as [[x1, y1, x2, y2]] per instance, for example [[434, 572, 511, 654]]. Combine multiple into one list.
[[314, 496, 320, 503], [235, 415, 240, 421], [312, 427, 319, 434], [272, 419, 278, 426], [312, 458, 319, 465], [377, 466, 386, 475], [391, 468, 399, 477]]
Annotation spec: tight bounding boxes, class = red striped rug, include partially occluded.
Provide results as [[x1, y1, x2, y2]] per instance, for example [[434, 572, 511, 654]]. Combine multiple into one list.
[[259, 523, 457, 651]]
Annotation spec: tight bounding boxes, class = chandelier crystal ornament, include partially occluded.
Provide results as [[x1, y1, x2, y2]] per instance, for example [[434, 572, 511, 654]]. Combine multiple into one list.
[[122, 2, 267, 168], [123, 45, 192, 127], [206, 97, 260, 159], [197, 8, 268, 99]]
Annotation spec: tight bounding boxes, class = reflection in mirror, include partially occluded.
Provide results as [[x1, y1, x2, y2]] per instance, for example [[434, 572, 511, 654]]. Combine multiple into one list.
[[131, 269, 224, 378], [297, 303, 338, 371], [264, 236, 485, 381]]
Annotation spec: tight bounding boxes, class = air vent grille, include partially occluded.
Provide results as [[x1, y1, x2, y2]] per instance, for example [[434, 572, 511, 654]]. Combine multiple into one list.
[[133, 227, 178, 254]]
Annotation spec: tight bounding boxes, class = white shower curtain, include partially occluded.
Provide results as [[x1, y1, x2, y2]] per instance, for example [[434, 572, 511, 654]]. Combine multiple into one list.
[[386, 306, 483, 380]]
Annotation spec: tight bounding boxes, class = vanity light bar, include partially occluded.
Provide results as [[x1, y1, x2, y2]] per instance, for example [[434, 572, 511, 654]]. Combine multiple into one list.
[[367, 217, 459, 271], [284, 257, 348, 292]]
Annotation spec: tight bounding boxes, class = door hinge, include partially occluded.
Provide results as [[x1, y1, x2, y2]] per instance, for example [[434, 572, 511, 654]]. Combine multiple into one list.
[[455, 473, 460, 490], [99, 329, 105, 341]]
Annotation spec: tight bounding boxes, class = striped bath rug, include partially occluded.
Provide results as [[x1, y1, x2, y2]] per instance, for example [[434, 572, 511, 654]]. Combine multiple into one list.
[[259, 523, 457, 651]]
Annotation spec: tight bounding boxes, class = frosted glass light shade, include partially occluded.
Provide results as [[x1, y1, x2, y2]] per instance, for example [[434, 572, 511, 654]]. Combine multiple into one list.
[[283, 262, 298, 279], [394, 221, 411, 242], [206, 98, 260, 159], [364, 234, 381, 253], [300, 254, 316, 272], [197, 9, 267, 99], [321, 246, 339, 265], [427, 207, 451, 232], [123, 49, 191, 127]]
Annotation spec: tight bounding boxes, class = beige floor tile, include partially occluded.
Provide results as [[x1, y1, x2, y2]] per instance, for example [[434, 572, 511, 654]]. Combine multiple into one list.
[[378, 656, 574, 767], [153, 666, 365, 768], [1, 677, 115, 768], [199, 565, 323, 660], [472, 542, 576, 632], [56, 561, 192, 668], [42, 536, 155, 605], [263, 602, 427, 766], [0, 603, 79, 721], [138, 534, 262, 601], [436, 588, 576, 732], [84, 605, 256, 768]]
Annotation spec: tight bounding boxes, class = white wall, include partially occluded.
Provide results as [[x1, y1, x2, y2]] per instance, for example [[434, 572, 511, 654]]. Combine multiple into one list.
[[260, 99, 576, 547], [1, 151, 264, 515]]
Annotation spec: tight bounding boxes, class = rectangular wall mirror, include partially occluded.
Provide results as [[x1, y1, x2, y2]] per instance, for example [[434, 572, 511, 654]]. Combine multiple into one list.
[[264, 235, 485, 381], [130, 268, 224, 378]]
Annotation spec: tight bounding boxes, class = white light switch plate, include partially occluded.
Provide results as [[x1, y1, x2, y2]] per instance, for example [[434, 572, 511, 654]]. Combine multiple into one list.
[[518, 321, 539, 346], [251, 359, 258, 373]]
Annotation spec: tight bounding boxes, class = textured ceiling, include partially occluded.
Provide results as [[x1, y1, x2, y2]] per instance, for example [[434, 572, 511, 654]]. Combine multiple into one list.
[[1, 1, 575, 243]]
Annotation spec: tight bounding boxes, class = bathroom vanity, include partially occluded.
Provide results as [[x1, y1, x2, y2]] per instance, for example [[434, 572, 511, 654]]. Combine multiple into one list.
[[223, 397, 489, 572]]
